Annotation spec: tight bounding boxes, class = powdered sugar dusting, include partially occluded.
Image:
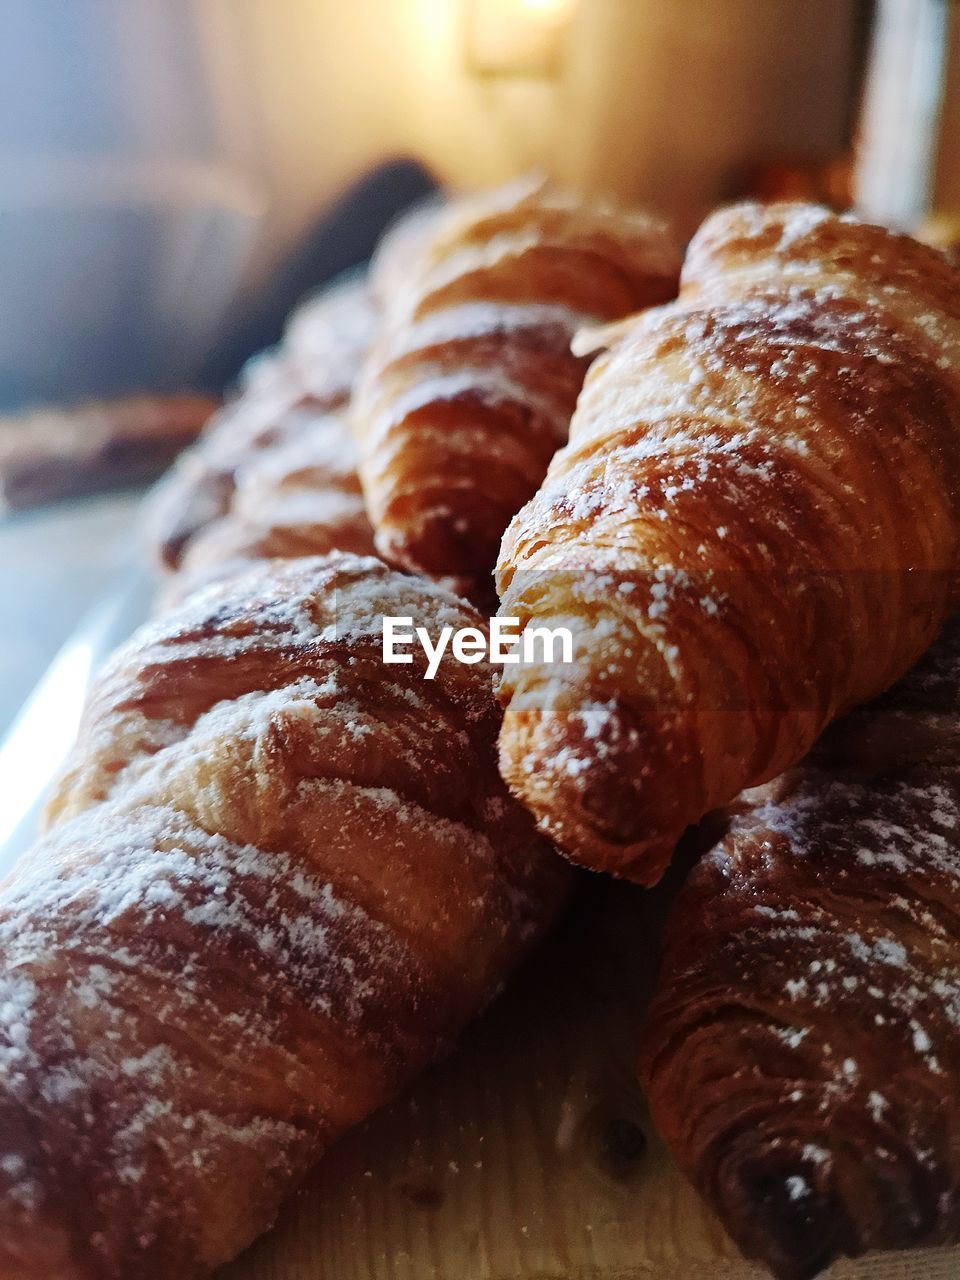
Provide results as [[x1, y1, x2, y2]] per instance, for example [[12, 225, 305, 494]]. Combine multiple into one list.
[[6, 552, 566, 1272], [645, 616, 960, 1268]]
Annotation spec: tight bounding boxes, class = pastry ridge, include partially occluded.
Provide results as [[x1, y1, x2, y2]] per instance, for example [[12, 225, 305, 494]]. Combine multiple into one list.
[[147, 277, 377, 572], [641, 615, 960, 1279], [159, 409, 375, 607], [1, 554, 566, 1279], [496, 201, 960, 882], [352, 178, 681, 599]]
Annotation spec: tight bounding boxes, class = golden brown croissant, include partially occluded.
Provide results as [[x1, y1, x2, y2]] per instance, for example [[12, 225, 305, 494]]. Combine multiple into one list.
[[159, 409, 374, 607], [640, 614, 960, 1280], [148, 277, 377, 571], [352, 178, 681, 599], [496, 201, 960, 883], [1, 554, 567, 1279]]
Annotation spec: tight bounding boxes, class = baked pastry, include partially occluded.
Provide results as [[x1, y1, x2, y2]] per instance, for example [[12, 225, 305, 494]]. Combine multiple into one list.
[[496, 201, 960, 883], [148, 276, 377, 571], [352, 177, 681, 600], [158, 409, 374, 607], [0, 394, 216, 513], [640, 614, 960, 1280], [366, 195, 449, 309], [1, 554, 567, 1279], [281, 272, 378, 388]]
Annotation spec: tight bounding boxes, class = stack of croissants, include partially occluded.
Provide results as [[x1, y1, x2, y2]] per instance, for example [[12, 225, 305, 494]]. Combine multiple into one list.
[[2, 175, 960, 1280]]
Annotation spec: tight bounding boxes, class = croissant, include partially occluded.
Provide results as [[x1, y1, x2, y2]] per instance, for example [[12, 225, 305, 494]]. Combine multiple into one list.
[[352, 177, 681, 599], [148, 276, 377, 571], [640, 614, 960, 1280], [1, 554, 567, 1279], [496, 201, 960, 883], [159, 409, 374, 607], [366, 194, 449, 308]]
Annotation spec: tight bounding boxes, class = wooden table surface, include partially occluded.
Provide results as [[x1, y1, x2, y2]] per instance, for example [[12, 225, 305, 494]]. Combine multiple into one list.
[[217, 875, 960, 1280]]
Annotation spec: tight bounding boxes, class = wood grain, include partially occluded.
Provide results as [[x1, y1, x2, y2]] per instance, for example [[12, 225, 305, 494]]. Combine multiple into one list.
[[219, 875, 960, 1280]]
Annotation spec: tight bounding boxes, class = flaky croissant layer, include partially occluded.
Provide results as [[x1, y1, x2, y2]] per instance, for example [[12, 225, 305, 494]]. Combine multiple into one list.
[[497, 201, 960, 883], [147, 276, 377, 573], [157, 409, 375, 609], [641, 616, 960, 1280], [0, 555, 567, 1279], [353, 177, 681, 601]]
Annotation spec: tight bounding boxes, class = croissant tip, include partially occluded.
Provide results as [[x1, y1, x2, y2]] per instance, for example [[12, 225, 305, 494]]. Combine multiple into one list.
[[704, 1132, 867, 1280]]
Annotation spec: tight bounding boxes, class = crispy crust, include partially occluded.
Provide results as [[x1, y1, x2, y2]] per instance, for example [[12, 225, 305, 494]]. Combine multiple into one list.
[[159, 410, 374, 608], [496, 202, 960, 882], [352, 178, 681, 600], [147, 278, 377, 572], [641, 616, 960, 1279], [0, 555, 566, 1279]]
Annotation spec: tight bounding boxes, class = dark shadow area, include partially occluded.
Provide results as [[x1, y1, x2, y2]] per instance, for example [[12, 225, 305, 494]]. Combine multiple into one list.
[[198, 156, 440, 390]]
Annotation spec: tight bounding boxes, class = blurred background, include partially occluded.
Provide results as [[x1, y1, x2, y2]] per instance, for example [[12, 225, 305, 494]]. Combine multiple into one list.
[[0, 0, 957, 739], [0, 0, 956, 411]]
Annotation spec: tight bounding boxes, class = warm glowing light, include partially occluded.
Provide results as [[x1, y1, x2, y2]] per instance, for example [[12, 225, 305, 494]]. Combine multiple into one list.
[[518, 0, 575, 14], [464, 0, 578, 77]]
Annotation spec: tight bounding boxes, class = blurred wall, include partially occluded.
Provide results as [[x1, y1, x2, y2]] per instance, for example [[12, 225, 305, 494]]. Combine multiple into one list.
[[0, 0, 864, 292], [0, 0, 864, 403], [198, 0, 863, 266], [0, 0, 216, 159], [0, 0, 256, 404]]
